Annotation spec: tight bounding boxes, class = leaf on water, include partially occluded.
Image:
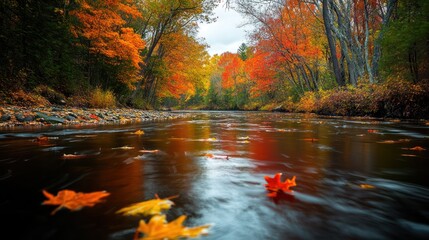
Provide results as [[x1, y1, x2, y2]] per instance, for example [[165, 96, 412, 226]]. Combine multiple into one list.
[[302, 138, 318, 142], [42, 189, 110, 215], [75, 135, 97, 138], [367, 129, 379, 133], [134, 215, 210, 240], [238, 136, 250, 140], [359, 184, 375, 189], [134, 130, 145, 135], [402, 146, 426, 151], [34, 136, 56, 146], [378, 140, 398, 144], [264, 173, 296, 197], [204, 153, 229, 160], [139, 149, 159, 153], [112, 146, 135, 150], [401, 154, 417, 157], [62, 153, 88, 159], [116, 194, 177, 216], [35, 136, 49, 143]]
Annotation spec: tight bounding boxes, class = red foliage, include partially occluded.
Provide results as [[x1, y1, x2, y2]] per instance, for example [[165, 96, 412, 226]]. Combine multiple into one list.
[[264, 173, 296, 197]]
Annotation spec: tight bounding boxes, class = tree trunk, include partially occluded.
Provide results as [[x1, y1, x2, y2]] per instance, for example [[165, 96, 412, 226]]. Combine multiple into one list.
[[371, 0, 398, 80], [323, 0, 345, 86]]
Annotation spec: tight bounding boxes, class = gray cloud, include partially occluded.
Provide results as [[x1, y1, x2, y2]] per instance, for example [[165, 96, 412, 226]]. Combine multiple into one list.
[[198, 5, 251, 55]]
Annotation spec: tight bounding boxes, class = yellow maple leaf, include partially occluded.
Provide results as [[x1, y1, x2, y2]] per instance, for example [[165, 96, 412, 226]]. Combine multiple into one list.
[[134, 215, 210, 240], [116, 194, 177, 216], [42, 189, 110, 215], [134, 130, 145, 135]]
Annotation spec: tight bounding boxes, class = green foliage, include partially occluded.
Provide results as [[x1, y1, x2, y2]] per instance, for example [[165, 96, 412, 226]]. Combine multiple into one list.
[[381, 0, 429, 83], [237, 43, 248, 61]]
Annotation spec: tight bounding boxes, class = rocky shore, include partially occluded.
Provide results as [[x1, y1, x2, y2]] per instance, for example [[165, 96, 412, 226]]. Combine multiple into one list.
[[0, 105, 188, 129]]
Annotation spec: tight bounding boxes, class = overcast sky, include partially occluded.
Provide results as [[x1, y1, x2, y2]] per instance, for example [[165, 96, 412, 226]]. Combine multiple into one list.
[[197, 4, 252, 56]]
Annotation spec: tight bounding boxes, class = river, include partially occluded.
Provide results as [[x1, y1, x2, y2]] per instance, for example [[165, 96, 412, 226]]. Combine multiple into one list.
[[1, 111, 429, 239]]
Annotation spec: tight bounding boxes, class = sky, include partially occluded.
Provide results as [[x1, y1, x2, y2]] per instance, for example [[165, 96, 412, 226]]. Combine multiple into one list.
[[197, 4, 252, 56]]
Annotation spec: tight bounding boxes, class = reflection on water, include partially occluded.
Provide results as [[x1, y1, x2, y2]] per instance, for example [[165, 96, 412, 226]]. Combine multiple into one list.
[[1, 111, 429, 239]]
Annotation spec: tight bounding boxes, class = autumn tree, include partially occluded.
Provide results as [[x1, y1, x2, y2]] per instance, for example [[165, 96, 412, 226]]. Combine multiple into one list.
[[237, 0, 324, 96], [71, 0, 145, 90], [128, 0, 218, 106], [156, 30, 211, 107]]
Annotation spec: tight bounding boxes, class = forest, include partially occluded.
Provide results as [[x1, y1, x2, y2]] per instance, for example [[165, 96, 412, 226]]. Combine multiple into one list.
[[1, 0, 428, 118]]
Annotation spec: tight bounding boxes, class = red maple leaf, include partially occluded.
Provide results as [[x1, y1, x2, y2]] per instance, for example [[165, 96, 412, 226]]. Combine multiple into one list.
[[264, 173, 296, 197]]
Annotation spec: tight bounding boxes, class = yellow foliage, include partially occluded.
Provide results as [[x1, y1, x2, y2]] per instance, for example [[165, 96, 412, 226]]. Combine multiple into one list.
[[135, 215, 210, 240], [296, 91, 317, 113], [89, 87, 116, 108], [116, 195, 176, 216]]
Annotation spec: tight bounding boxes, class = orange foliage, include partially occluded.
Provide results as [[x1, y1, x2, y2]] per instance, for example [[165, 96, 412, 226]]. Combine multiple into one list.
[[218, 52, 245, 89], [42, 189, 110, 215], [71, 0, 145, 70]]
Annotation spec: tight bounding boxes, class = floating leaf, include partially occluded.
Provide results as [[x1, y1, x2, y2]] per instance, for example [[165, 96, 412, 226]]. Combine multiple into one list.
[[401, 154, 417, 157], [378, 140, 398, 144], [237, 136, 250, 140], [139, 149, 159, 153], [302, 138, 318, 142], [61, 151, 100, 159], [112, 146, 135, 150], [359, 184, 375, 189], [134, 130, 145, 135], [116, 194, 177, 216], [134, 215, 210, 240], [204, 153, 229, 160], [75, 134, 97, 138], [42, 189, 110, 215], [402, 146, 426, 151], [34, 136, 56, 146], [264, 173, 296, 197], [62, 153, 88, 159], [367, 129, 379, 133]]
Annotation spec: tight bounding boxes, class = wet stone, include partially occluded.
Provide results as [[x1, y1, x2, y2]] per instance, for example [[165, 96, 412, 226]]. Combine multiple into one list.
[[1, 114, 11, 122]]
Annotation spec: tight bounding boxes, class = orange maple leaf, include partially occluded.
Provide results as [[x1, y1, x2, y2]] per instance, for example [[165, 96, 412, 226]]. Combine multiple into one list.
[[264, 173, 296, 197], [42, 189, 110, 215]]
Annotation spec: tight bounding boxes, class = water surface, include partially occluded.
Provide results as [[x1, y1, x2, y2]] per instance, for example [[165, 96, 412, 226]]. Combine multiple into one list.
[[1, 111, 429, 239]]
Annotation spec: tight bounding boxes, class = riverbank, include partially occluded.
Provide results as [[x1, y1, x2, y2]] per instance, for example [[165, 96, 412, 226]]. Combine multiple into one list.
[[0, 105, 187, 129]]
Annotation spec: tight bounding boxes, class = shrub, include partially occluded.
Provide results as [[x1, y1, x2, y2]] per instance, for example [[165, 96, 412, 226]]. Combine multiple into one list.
[[8, 89, 50, 107], [89, 87, 116, 108], [375, 78, 429, 118], [315, 86, 378, 117], [296, 91, 317, 113]]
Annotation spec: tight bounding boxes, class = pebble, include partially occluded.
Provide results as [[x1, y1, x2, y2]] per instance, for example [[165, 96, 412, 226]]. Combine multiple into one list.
[[0, 105, 188, 129]]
